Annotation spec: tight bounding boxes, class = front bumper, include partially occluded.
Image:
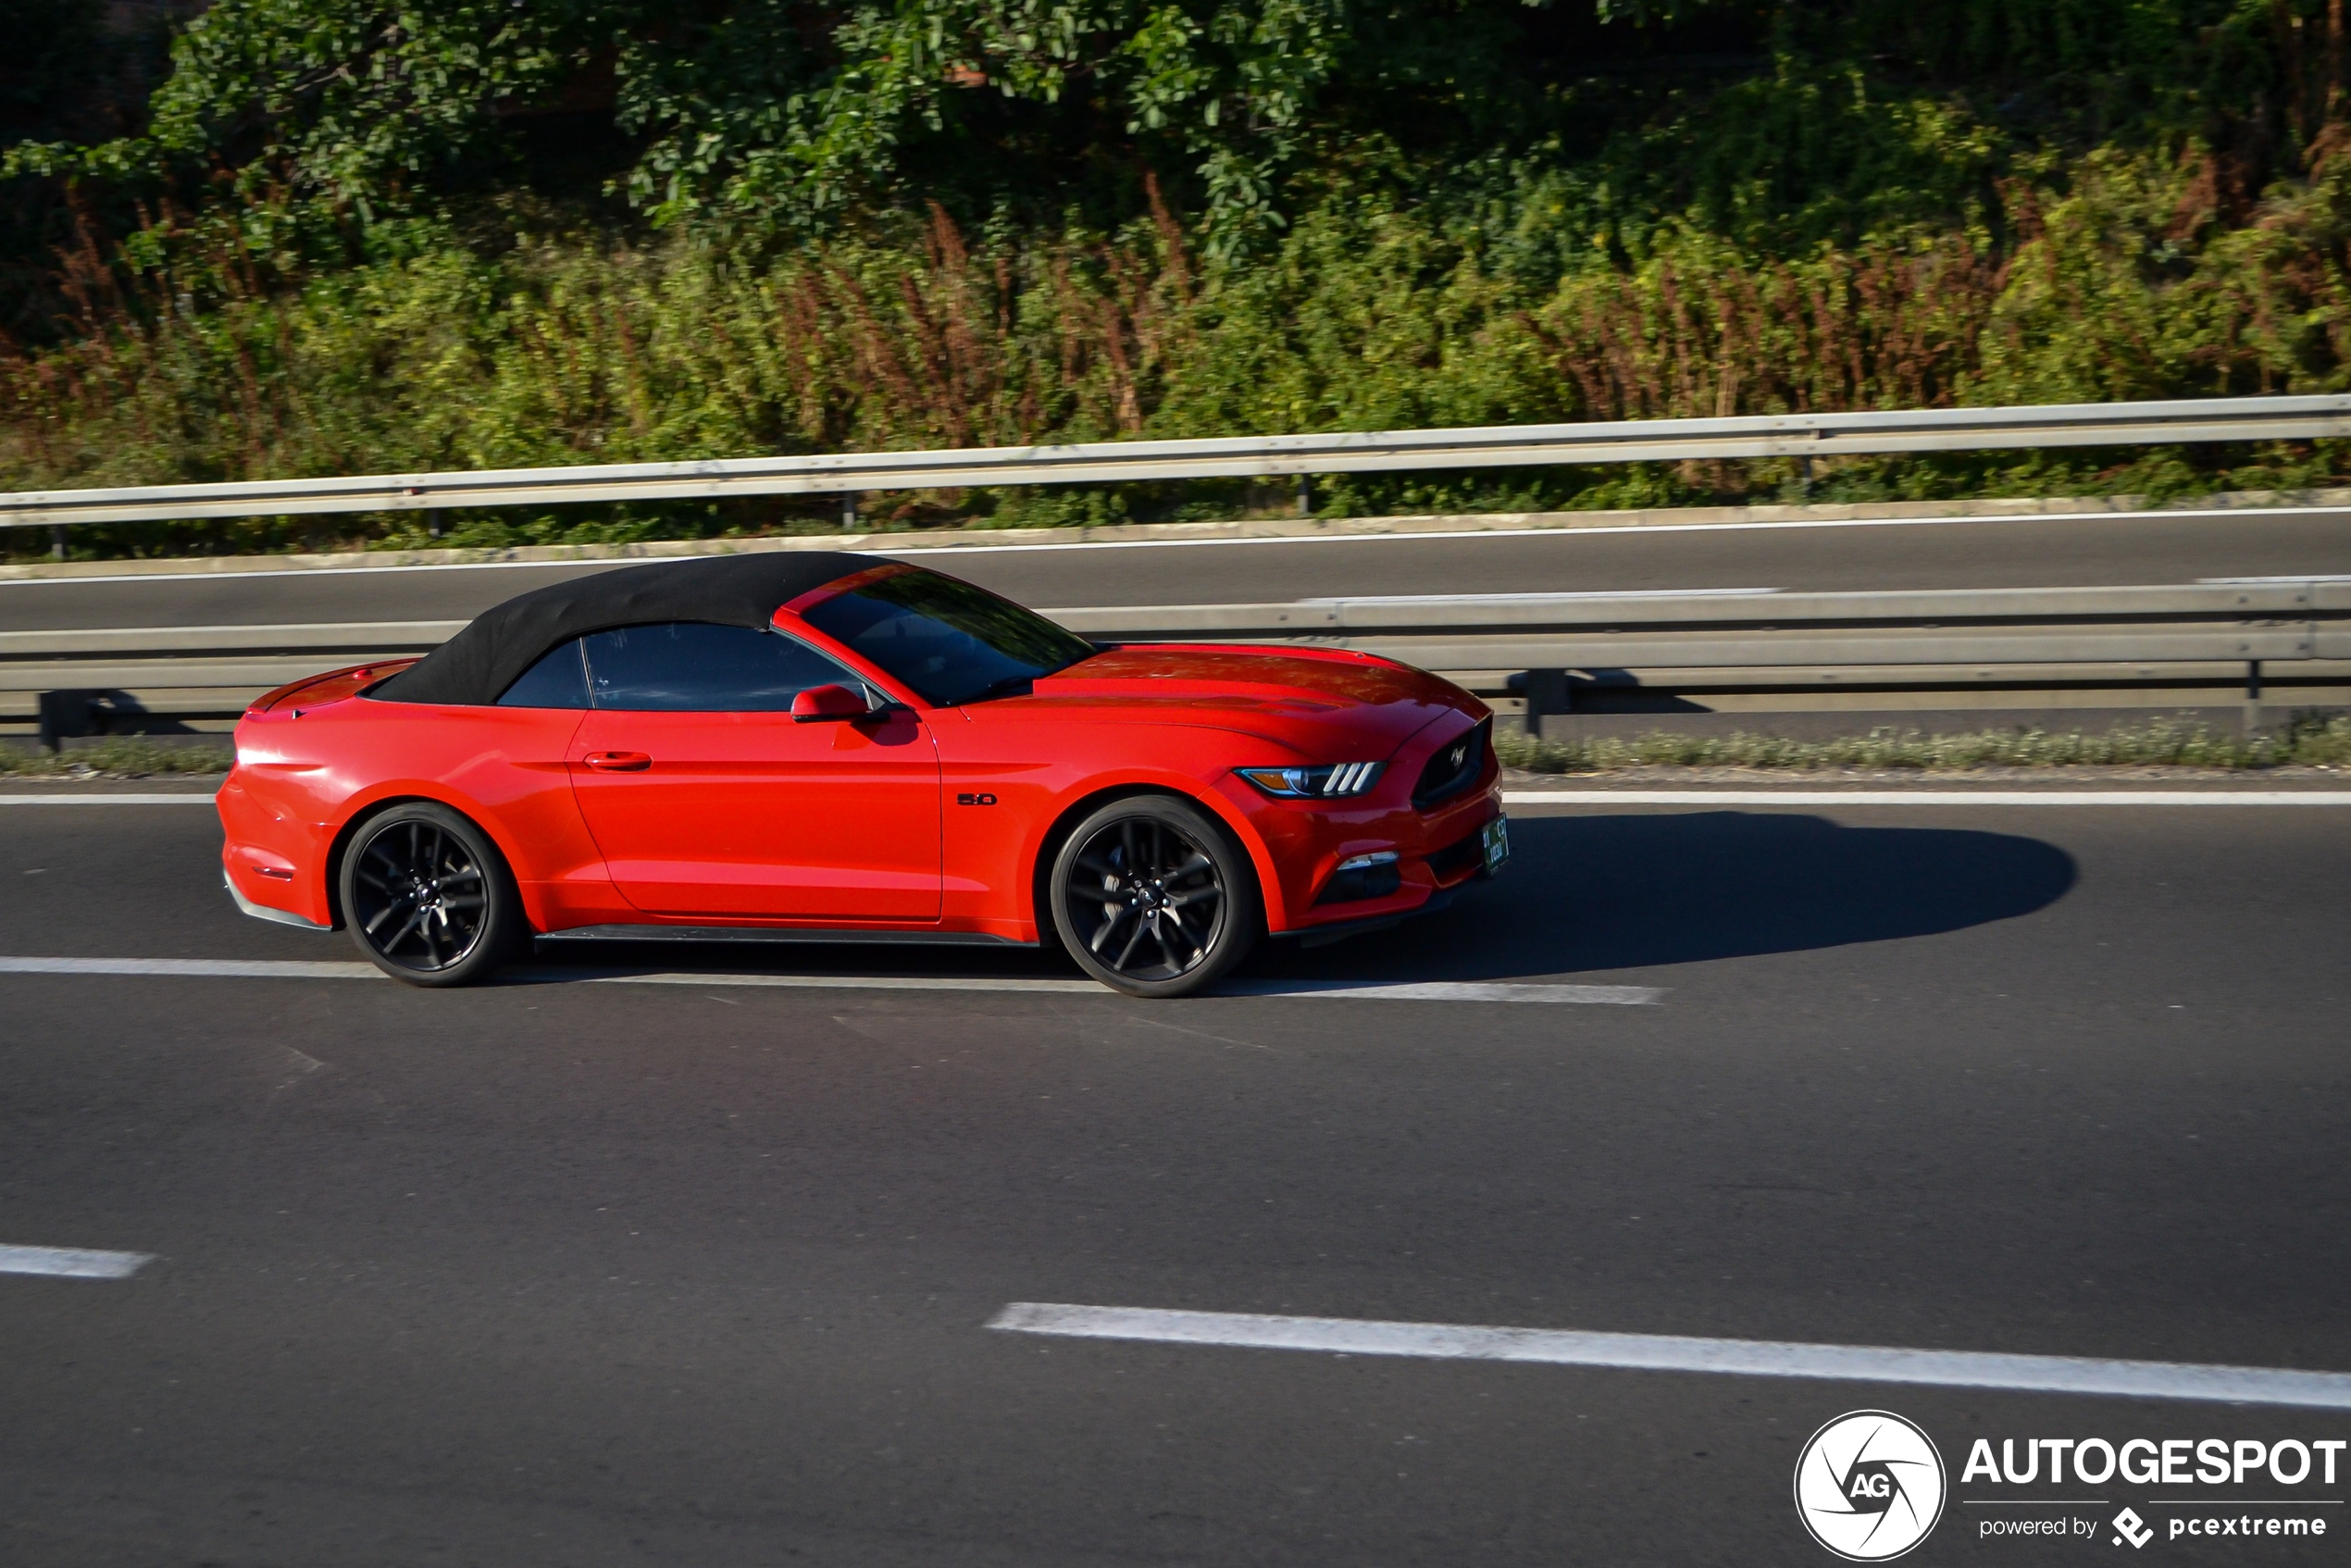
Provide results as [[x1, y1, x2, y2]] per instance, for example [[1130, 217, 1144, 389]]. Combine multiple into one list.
[[1228, 716, 1506, 937]]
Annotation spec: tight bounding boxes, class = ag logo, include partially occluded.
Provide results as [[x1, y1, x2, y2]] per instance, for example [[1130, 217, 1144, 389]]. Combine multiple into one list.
[[1794, 1410, 1947, 1561]]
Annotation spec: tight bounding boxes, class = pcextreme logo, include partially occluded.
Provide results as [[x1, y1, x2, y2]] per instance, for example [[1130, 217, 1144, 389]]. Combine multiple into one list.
[[1796, 1410, 1950, 1561]]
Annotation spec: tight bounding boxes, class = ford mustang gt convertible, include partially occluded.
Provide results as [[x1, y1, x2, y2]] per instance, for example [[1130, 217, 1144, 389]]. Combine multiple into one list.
[[218, 552, 1507, 997]]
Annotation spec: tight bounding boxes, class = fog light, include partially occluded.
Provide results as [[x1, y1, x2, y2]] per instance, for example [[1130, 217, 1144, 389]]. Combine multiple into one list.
[[1317, 850, 1402, 904]]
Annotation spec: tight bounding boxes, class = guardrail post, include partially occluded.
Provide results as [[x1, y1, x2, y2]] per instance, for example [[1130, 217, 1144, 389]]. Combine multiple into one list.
[[2244, 659, 2263, 740], [1296, 476, 1313, 517], [36, 691, 94, 753], [1520, 669, 1571, 735], [841, 492, 859, 531]]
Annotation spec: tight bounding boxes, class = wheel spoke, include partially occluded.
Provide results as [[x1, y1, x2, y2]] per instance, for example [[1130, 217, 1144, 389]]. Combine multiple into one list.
[[1160, 911, 1200, 962], [351, 816, 495, 974], [388, 905, 429, 953], [1087, 902, 1132, 955], [1067, 814, 1231, 980]]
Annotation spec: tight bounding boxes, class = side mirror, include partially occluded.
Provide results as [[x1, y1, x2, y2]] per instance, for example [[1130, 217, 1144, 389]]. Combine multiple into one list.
[[792, 683, 872, 723]]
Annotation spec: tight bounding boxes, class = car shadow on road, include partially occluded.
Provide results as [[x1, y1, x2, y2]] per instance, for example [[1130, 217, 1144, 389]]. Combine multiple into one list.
[[1244, 810, 2080, 984]]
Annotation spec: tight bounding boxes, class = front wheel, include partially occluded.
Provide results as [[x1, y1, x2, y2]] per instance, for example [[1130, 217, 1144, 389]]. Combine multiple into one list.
[[340, 803, 523, 987], [1049, 796, 1261, 998]]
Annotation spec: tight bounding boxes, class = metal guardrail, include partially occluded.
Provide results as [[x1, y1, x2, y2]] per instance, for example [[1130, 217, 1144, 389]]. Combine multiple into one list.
[[7, 581, 2349, 743], [5, 395, 2348, 529]]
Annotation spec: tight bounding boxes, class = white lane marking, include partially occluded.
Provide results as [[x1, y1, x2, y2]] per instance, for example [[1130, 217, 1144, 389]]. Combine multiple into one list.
[[1298, 587, 1782, 604], [891, 503, 2351, 556], [0, 958, 1658, 1002], [0, 1243, 153, 1279], [1504, 790, 2351, 807], [2201, 574, 2351, 584], [988, 1304, 2351, 1410], [11, 503, 2345, 587], [1222, 979, 1661, 1004], [0, 957, 379, 978], [0, 793, 220, 804]]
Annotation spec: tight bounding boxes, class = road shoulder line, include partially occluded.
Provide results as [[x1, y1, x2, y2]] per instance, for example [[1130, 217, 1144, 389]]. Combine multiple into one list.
[[989, 1303, 2351, 1409]]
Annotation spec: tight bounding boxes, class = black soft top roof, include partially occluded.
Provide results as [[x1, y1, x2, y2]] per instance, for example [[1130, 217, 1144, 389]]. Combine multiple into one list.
[[376, 551, 886, 706]]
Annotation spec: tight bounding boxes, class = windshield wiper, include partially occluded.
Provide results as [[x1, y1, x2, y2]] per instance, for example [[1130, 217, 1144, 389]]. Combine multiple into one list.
[[960, 674, 1038, 704]]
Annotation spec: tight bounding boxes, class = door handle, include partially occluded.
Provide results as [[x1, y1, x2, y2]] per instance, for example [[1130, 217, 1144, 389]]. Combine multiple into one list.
[[583, 751, 652, 772]]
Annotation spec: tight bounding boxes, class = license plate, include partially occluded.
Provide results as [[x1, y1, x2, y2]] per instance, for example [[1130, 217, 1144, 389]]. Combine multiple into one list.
[[1481, 815, 1510, 874]]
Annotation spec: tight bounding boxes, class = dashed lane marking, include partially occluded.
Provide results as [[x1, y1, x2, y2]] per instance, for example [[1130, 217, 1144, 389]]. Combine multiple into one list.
[[1220, 978, 1660, 1004], [989, 1304, 2351, 1410], [0, 957, 379, 978], [0, 793, 218, 804], [0, 957, 1661, 1002], [0, 1243, 152, 1279]]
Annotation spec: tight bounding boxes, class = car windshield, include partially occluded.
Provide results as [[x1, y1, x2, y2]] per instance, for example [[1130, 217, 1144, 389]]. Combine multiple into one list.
[[798, 566, 1097, 706]]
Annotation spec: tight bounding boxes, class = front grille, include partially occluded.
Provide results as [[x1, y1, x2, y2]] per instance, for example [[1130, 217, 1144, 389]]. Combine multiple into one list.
[[1412, 717, 1489, 811]]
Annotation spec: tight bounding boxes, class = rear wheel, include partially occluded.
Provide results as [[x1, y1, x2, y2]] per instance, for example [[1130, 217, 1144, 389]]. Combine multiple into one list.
[[340, 803, 521, 987], [1049, 796, 1260, 998]]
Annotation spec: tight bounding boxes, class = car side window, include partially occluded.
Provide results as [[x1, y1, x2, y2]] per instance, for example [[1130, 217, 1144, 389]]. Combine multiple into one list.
[[497, 638, 591, 708], [580, 622, 865, 712]]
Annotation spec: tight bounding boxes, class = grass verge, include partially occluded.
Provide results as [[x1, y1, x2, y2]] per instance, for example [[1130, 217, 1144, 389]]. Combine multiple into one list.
[[0, 738, 235, 777], [1493, 716, 2351, 774]]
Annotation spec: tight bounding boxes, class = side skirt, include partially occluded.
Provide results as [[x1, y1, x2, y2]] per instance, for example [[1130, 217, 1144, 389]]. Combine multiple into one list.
[[538, 924, 1036, 949]]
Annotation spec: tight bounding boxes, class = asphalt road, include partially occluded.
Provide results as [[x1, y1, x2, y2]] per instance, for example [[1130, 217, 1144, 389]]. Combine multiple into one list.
[[6, 504, 2351, 632], [3, 795, 2347, 1564]]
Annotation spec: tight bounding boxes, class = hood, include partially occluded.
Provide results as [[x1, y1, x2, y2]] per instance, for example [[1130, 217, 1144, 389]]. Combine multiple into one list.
[[1015, 644, 1484, 760]]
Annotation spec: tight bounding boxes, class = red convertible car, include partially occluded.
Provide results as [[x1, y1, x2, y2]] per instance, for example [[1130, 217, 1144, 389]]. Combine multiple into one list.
[[218, 552, 1506, 997]]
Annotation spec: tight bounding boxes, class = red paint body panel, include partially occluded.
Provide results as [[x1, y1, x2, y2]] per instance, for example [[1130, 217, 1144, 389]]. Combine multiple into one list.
[[566, 705, 942, 919], [220, 629, 1501, 944]]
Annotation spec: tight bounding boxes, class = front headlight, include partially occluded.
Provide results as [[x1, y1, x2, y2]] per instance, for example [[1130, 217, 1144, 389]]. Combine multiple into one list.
[[1237, 761, 1387, 799]]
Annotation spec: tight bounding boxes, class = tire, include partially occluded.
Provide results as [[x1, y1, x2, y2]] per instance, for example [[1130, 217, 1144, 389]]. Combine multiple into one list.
[[1049, 795, 1261, 998], [339, 802, 524, 987]]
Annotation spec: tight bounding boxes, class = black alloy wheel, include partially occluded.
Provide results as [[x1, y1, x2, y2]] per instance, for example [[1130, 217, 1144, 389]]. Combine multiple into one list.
[[1050, 796, 1260, 998], [340, 803, 520, 986]]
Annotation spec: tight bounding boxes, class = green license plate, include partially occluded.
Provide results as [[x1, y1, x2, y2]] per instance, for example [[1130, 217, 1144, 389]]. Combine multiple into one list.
[[1481, 815, 1510, 874]]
